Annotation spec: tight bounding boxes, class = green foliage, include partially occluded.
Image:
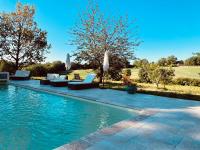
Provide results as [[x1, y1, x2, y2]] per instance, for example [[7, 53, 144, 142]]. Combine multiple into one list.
[[0, 2, 50, 70], [184, 53, 200, 66], [148, 63, 161, 88], [24, 64, 47, 76], [166, 55, 177, 66], [138, 62, 175, 88], [173, 78, 200, 86], [122, 69, 131, 77], [45, 61, 66, 73], [24, 61, 66, 76], [157, 58, 167, 66], [108, 68, 122, 81], [133, 59, 149, 68], [138, 65, 151, 83], [159, 68, 175, 88], [157, 55, 177, 67], [0, 60, 15, 73]]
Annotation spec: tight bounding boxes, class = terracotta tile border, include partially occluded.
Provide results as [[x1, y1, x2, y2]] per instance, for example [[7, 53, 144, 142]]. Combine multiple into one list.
[[55, 111, 157, 150]]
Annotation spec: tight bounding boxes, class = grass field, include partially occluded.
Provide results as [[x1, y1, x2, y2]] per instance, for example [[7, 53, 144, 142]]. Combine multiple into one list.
[[130, 66, 200, 79]]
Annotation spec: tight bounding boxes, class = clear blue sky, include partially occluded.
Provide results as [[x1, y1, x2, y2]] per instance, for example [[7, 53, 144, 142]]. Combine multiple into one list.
[[1, 0, 200, 62]]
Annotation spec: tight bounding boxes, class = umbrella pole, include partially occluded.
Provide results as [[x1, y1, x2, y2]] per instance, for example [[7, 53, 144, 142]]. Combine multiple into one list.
[[103, 72, 104, 87]]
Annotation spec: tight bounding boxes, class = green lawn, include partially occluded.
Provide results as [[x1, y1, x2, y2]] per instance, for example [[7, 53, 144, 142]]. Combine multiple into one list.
[[130, 66, 200, 79]]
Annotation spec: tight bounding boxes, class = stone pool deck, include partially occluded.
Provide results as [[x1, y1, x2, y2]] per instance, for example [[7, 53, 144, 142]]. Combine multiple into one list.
[[10, 80, 200, 150]]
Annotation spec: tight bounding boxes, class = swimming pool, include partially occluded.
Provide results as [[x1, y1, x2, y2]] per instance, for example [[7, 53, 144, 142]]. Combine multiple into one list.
[[0, 85, 137, 150]]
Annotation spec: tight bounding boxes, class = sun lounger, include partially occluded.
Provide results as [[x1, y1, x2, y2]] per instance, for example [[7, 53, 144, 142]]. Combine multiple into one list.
[[0, 72, 9, 84], [10, 70, 30, 80], [40, 74, 60, 85], [68, 74, 99, 90], [50, 75, 68, 87]]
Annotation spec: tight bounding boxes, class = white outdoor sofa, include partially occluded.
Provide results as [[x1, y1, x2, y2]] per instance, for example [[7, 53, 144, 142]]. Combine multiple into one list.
[[0, 72, 9, 84], [10, 70, 30, 80]]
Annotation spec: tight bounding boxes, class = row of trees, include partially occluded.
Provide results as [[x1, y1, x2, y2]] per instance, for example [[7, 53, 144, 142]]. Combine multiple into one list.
[[134, 53, 200, 68]]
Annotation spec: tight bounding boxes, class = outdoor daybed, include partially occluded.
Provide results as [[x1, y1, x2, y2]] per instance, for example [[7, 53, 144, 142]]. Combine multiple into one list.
[[40, 74, 60, 85], [0, 72, 9, 84], [68, 74, 99, 90], [50, 75, 83, 87], [50, 75, 68, 87], [10, 70, 30, 80]]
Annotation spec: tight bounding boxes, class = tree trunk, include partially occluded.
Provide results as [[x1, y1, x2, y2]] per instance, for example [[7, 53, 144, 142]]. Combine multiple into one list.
[[99, 66, 103, 83], [15, 26, 21, 71], [15, 59, 19, 71]]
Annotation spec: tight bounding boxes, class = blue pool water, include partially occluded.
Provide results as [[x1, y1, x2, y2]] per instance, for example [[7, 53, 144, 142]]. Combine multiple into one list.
[[0, 85, 137, 150]]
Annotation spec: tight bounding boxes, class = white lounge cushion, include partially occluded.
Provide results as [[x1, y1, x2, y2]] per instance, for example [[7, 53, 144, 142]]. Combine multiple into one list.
[[15, 70, 30, 77], [59, 75, 66, 80], [47, 74, 59, 80], [0, 72, 9, 81]]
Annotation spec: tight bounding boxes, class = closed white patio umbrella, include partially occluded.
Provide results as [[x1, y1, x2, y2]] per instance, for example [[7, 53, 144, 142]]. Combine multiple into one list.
[[103, 51, 109, 72], [103, 51, 109, 86], [65, 53, 71, 71]]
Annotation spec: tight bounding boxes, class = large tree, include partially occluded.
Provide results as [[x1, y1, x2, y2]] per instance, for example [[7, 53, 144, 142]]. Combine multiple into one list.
[[70, 2, 140, 82], [0, 3, 50, 70]]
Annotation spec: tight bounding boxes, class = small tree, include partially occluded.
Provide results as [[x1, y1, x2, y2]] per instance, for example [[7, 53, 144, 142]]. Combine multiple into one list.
[[159, 67, 175, 88], [148, 64, 161, 88], [133, 59, 149, 68], [138, 63, 151, 83], [70, 1, 140, 82], [157, 58, 167, 66], [0, 3, 50, 70], [148, 64, 175, 88], [166, 55, 177, 66]]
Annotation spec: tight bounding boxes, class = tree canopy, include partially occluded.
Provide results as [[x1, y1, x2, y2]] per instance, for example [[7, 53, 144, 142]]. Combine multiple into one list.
[[0, 2, 50, 70], [185, 52, 200, 66], [70, 1, 140, 82]]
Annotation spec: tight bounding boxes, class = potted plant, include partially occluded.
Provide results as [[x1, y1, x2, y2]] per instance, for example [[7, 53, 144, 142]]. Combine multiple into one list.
[[126, 82, 137, 94], [122, 69, 137, 94]]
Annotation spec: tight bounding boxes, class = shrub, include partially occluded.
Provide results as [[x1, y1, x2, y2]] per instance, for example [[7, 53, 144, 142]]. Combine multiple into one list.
[[45, 61, 66, 73], [133, 59, 149, 68], [24, 64, 47, 76], [0, 60, 15, 73], [122, 69, 131, 77], [159, 68, 175, 88], [173, 78, 200, 86], [138, 66, 151, 83]]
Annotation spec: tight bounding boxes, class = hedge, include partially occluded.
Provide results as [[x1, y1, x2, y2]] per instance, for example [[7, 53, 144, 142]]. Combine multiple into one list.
[[173, 78, 200, 87]]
